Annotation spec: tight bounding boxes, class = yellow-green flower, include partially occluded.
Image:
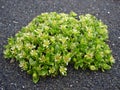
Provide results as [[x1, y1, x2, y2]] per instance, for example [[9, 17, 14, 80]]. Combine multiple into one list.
[[59, 66, 67, 76], [50, 36, 55, 43], [30, 50, 38, 57], [84, 53, 93, 59], [59, 37, 68, 44], [49, 67, 56, 74], [63, 54, 71, 65], [43, 40, 50, 48], [55, 54, 61, 62], [25, 43, 35, 49], [90, 65, 96, 70]]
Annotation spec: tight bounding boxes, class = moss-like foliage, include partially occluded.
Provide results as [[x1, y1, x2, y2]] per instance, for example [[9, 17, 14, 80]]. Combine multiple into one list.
[[4, 12, 115, 83]]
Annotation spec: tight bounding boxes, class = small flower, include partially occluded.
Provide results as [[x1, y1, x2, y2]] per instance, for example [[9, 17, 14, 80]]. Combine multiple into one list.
[[16, 37, 24, 42], [19, 61, 28, 70], [61, 37, 68, 44], [90, 65, 96, 70], [63, 54, 71, 65], [17, 51, 26, 58], [59, 66, 67, 76], [54, 54, 61, 62], [86, 29, 93, 38], [52, 20, 57, 25], [11, 45, 16, 51], [30, 50, 38, 56], [39, 55, 46, 62], [18, 53, 23, 59], [61, 44, 67, 50], [50, 36, 55, 43], [16, 44, 23, 51], [3, 49, 10, 56], [23, 32, 32, 38], [70, 43, 76, 49], [25, 43, 35, 49], [49, 67, 56, 74], [60, 25, 67, 30], [43, 40, 50, 48], [72, 29, 79, 34], [110, 56, 115, 63], [37, 29, 43, 36], [84, 53, 93, 59]]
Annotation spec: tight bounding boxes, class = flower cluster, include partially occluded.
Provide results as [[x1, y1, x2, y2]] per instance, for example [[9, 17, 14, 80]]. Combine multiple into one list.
[[4, 12, 115, 83]]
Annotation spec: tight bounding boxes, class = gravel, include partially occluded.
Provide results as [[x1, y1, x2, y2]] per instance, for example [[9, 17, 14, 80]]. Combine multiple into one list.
[[0, 0, 120, 90]]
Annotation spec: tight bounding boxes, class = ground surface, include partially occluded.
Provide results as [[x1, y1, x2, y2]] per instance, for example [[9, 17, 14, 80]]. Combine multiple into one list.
[[0, 0, 120, 90]]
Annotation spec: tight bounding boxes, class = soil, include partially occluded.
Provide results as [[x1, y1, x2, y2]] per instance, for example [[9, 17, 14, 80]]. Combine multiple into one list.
[[0, 0, 120, 90]]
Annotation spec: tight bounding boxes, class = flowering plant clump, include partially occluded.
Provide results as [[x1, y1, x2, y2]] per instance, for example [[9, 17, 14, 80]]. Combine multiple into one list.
[[4, 12, 115, 83]]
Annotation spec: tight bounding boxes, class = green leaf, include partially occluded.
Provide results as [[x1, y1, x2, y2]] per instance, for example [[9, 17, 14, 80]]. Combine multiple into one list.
[[32, 72, 39, 83], [29, 58, 37, 66], [70, 11, 77, 17], [39, 69, 48, 76], [103, 64, 111, 70]]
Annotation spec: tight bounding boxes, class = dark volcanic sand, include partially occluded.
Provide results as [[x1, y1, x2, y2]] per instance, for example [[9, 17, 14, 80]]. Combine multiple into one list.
[[0, 0, 120, 90]]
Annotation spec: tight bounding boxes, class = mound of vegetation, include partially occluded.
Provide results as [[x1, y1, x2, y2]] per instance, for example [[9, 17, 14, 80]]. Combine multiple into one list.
[[4, 12, 115, 83]]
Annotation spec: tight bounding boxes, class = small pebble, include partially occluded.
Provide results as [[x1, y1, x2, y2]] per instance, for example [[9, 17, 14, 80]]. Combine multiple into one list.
[[10, 83, 14, 85], [112, 43, 115, 46], [10, 59, 15, 63], [1, 6, 4, 9], [0, 88, 4, 90], [104, 8, 107, 11], [96, 13, 98, 16], [9, 24, 11, 26], [10, 83, 16, 86], [30, 10, 33, 13], [75, 80, 78, 83], [106, 3, 109, 6], [118, 37, 120, 39], [92, 7, 95, 9], [70, 84, 73, 87], [13, 21, 18, 24], [108, 11, 110, 14], [22, 85, 25, 88]]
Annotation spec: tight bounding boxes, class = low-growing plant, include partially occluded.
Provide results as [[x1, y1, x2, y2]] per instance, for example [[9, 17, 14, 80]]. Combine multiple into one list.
[[4, 12, 115, 83]]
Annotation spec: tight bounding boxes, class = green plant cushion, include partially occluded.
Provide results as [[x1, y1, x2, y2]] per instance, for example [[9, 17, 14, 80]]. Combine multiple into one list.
[[4, 12, 115, 83]]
